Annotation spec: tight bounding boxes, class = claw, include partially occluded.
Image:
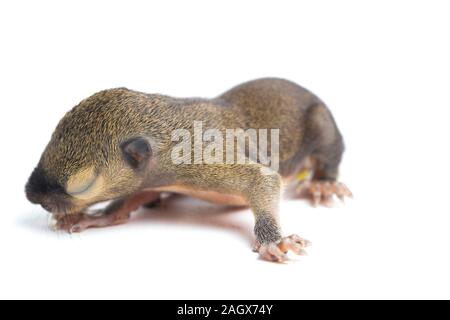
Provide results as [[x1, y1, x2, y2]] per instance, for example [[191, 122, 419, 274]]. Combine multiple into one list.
[[70, 224, 83, 233], [268, 244, 287, 262], [341, 183, 354, 198], [296, 180, 353, 206], [289, 234, 312, 247], [258, 234, 310, 262]]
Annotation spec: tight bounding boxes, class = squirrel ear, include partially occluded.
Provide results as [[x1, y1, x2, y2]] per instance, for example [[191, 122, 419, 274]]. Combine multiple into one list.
[[120, 137, 152, 169]]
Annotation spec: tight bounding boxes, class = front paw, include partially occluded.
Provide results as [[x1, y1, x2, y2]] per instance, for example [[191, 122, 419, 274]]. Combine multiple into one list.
[[49, 213, 94, 233], [49, 209, 131, 233], [256, 234, 311, 262]]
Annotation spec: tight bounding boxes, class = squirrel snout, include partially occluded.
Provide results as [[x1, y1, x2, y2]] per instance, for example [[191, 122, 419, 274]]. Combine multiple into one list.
[[25, 182, 50, 212], [25, 180, 42, 205], [25, 187, 40, 204], [25, 182, 63, 213], [25, 166, 66, 210]]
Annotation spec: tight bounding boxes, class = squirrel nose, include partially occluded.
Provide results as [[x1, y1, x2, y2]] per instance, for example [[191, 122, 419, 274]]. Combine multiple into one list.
[[26, 167, 43, 204], [25, 186, 53, 212], [25, 182, 41, 204]]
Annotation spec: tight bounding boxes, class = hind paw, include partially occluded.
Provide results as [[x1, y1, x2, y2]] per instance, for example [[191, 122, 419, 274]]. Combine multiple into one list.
[[296, 180, 353, 206]]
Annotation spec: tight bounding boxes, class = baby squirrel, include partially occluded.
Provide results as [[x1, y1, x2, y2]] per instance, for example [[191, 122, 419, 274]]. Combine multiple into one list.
[[25, 78, 352, 262]]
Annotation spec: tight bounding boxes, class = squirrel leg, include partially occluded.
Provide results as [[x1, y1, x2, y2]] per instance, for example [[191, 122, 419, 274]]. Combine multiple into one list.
[[295, 103, 353, 206], [185, 163, 310, 262], [52, 191, 160, 233]]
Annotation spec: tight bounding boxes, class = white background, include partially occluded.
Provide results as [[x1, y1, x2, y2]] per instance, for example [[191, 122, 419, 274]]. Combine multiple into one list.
[[1, 0, 449, 299]]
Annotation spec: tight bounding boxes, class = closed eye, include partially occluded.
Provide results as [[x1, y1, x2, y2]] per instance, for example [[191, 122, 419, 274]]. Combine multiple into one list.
[[67, 175, 97, 196], [66, 167, 100, 198]]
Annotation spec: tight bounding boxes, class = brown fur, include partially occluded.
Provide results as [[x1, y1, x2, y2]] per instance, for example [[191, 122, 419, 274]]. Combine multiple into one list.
[[26, 78, 345, 251]]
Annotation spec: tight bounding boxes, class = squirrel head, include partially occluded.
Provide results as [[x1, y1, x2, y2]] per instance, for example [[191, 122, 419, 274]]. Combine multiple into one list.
[[25, 88, 159, 215]]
